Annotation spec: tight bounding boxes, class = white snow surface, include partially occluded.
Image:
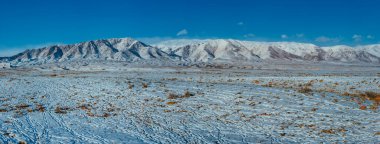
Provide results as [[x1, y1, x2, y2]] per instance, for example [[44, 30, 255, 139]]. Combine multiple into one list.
[[0, 64, 379, 143]]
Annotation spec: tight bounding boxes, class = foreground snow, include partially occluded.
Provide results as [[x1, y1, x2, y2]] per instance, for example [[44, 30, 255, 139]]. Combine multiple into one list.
[[0, 66, 379, 143]]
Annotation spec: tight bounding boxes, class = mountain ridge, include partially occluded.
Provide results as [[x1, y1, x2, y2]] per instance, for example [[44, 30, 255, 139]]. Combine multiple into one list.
[[1, 38, 380, 65]]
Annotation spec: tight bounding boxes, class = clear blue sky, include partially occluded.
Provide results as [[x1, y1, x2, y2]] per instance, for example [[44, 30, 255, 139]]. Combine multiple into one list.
[[0, 0, 379, 56]]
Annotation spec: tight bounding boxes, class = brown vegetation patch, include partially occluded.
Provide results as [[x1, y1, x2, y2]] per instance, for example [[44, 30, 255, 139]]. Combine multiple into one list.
[[100, 113, 111, 118], [36, 104, 45, 112], [364, 91, 380, 102], [54, 106, 72, 114], [321, 129, 335, 134], [77, 104, 91, 111], [359, 105, 367, 110], [142, 83, 148, 88], [342, 91, 380, 101], [128, 84, 134, 89], [166, 101, 177, 105], [298, 87, 312, 94], [252, 80, 260, 84], [167, 90, 195, 99], [163, 109, 171, 112], [49, 74, 58, 77], [15, 103, 30, 109], [0, 108, 7, 112], [321, 128, 347, 135]]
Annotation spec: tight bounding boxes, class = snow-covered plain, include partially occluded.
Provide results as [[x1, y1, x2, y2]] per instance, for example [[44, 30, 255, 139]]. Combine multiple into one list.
[[0, 63, 379, 143]]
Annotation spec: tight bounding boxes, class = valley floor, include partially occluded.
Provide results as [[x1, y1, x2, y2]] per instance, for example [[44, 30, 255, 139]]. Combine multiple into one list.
[[0, 66, 379, 143]]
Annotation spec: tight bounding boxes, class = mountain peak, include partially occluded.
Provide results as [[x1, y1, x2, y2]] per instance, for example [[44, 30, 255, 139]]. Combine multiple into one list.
[[2, 38, 380, 65]]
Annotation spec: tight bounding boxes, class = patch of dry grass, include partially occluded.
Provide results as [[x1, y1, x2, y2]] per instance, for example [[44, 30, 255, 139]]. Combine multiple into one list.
[[298, 87, 312, 94], [252, 80, 260, 84], [15, 103, 30, 109], [36, 104, 45, 112], [320, 128, 347, 135], [128, 84, 134, 89], [142, 83, 148, 88], [0, 108, 7, 112], [54, 106, 71, 114], [167, 90, 195, 99], [364, 91, 380, 102], [166, 101, 177, 105], [49, 74, 58, 77]]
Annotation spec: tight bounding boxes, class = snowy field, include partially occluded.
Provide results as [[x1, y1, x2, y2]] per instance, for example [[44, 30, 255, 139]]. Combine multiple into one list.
[[0, 65, 379, 143]]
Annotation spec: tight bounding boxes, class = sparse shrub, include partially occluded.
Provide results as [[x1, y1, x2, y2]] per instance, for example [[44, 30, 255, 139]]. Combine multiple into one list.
[[298, 87, 312, 93], [54, 106, 71, 114], [86, 112, 95, 117], [36, 104, 45, 112], [342, 92, 351, 96], [156, 98, 165, 102], [15, 103, 30, 109], [167, 93, 179, 99], [321, 129, 335, 134], [142, 83, 148, 88], [252, 80, 260, 84], [183, 91, 194, 98], [167, 78, 177, 81], [50, 74, 58, 77], [305, 81, 313, 87], [101, 113, 111, 118], [364, 91, 380, 102], [167, 91, 194, 99], [78, 104, 90, 110], [369, 104, 379, 110], [359, 105, 367, 110], [166, 101, 177, 105], [128, 84, 134, 89], [163, 109, 171, 112]]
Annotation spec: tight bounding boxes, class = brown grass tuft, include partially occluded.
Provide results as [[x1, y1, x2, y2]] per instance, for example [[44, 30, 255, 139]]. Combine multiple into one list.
[[36, 104, 45, 112], [164, 109, 171, 112], [101, 113, 111, 118], [252, 80, 260, 84], [15, 103, 30, 109], [49, 74, 58, 77], [167, 93, 179, 99], [183, 91, 194, 98], [167, 91, 195, 99], [142, 83, 148, 88], [54, 106, 71, 114], [359, 105, 367, 110], [128, 84, 134, 89], [321, 129, 335, 134], [364, 91, 380, 102], [298, 87, 312, 93], [166, 101, 177, 105]]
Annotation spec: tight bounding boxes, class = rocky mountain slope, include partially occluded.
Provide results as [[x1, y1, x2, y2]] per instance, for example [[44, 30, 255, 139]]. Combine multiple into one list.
[[155, 39, 380, 63], [2, 38, 380, 65]]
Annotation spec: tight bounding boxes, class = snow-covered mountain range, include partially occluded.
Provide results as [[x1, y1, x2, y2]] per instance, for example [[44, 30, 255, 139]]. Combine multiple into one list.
[[1, 38, 380, 65]]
